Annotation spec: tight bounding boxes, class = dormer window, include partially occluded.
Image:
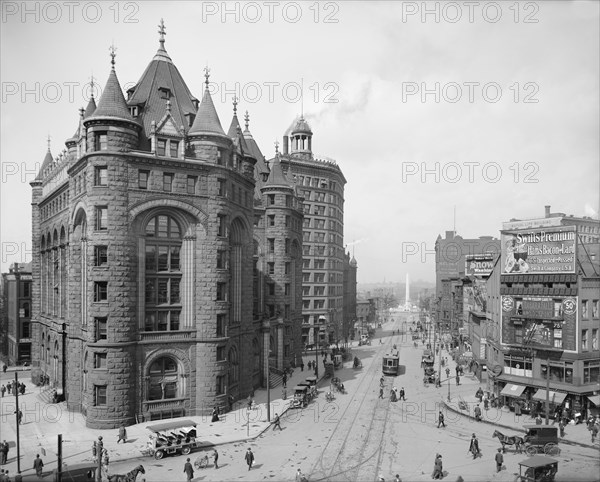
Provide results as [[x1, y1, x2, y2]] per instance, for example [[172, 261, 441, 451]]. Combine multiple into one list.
[[156, 139, 166, 157], [158, 87, 172, 100], [129, 106, 138, 117], [184, 112, 195, 127]]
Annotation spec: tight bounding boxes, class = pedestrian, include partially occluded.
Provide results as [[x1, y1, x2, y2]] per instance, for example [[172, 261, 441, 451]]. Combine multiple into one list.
[[33, 454, 44, 478], [117, 425, 127, 443], [211, 406, 219, 422], [15, 410, 23, 425], [431, 454, 443, 479], [102, 449, 109, 469], [484, 397, 489, 411], [247, 394, 253, 410], [213, 449, 219, 469], [437, 411, 446, 428], [296, 468, 304, 482], [445, 367, 450, 378], [245, 447, 254, 471], [300, 360, 304, 372], [399, 387, 406, 401], [228, 394, 234, 411], [1, 385, 5, 398], [307, 360, 312, 371], [591, 424, 598, 444], [558, 419, 566, 438], [455, 374, 460, 386], [6, 384, 11, 395], [183, 457, 194, 481], [474, 404, 482, 422], [393, 474, 402, 482], [283, 373, 287, 388], [0, 441, 7, 465], [282, 387, 287, 400], [2, 364, 6, 373], [495, 448, 504, 473], [515, 401, 522, 419], [379, 386, 384, 399], [468, 434, 480, 459], [273, 413, 282, 431]]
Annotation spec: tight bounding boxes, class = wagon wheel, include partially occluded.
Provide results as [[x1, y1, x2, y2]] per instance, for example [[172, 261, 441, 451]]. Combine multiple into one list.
[[181, 445, 191, 455], [544, 442, 560, 456], [154, 449, 165, 460], [525, 445, 537, 456]]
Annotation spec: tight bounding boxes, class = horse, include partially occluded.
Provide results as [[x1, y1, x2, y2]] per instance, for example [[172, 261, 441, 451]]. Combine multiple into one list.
[[108, 464, 145, 482], [492, 430, 524, 453]]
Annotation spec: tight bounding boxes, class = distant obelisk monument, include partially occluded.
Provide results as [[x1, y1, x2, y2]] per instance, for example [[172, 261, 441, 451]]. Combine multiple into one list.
[[404, 273, 410, 310]]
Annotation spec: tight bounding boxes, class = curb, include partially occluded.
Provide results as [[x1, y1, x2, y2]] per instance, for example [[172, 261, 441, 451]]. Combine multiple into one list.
[[441, 398, 597, 450]]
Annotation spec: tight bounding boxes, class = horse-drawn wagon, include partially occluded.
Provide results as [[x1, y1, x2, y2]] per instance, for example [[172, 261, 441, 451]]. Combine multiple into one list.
[[515, 455, 558, 482], [522, 425, 560, 456]]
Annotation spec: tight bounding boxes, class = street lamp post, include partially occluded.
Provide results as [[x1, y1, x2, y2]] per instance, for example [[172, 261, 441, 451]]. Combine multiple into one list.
[[447, 374, 451, 402], [314, 324, 319, 378]]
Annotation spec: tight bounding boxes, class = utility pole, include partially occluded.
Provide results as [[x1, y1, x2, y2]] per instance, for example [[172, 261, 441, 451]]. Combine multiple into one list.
[[266, 367, 271, 422], [96, 436, 103, 482], [14, 372, 21, 476], [57, 434, 63, 482], [545, 353, 550, 425]]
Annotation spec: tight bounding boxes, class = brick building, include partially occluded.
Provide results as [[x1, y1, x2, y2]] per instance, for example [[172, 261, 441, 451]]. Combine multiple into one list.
[[28, 26, 313, 428], [1, 262, 33, 365]]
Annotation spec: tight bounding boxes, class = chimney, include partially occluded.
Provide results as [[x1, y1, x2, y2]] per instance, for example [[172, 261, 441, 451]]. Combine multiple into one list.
[[445, 230, 454, 240], [545, 205, 551, 218], [283, 135, 289, 155]]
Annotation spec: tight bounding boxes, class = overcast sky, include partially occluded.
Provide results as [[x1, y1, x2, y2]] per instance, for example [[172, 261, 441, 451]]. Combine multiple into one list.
[[1, 1, 598, 283]]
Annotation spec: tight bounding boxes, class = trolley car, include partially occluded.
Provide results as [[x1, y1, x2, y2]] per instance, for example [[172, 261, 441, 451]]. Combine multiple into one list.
[[382, 352, 400, 376]]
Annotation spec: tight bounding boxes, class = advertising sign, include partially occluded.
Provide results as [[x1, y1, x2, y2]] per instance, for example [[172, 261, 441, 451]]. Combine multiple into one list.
[[501, 226, 576, 275], [464, 277, 488, 313], [465, 254, 495, 277]]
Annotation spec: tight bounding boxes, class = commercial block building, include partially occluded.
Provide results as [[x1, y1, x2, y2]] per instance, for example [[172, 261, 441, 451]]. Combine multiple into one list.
[[1, 262, 33, 365]]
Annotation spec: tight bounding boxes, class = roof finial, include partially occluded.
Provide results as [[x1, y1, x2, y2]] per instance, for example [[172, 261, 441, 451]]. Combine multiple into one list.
[[47, 134, 51, 151], [244, 110, 250, 130], [90, 74, 95, 98], [166, 99, 171, 113], [203, 65, 210, 88], [158, 18, 166, 47], [109, 43, 117, 69], [232, 95, 238, 115], [274, 140, 279, 154], [300, 77, 304, 119]]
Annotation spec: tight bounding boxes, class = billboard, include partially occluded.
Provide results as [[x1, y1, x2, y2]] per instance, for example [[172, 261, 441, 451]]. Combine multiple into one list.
[[464, 277, 488, 313], [501, 226, 576, 275], [465, 254, 495, 277]]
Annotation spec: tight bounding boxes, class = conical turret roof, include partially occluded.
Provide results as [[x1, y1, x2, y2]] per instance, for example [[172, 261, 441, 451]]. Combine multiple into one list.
[[126, 23, 198, 140], [87, 67, 136, 123], [189, 86, 226, 137], [84, 96, 97, 118], [263, 156, 292, 189], [34, 148, 54, 182]]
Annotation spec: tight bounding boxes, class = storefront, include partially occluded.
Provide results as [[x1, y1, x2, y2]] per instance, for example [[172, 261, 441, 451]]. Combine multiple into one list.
[[499, 383, 528, 410], [587, 395, 600, 417]]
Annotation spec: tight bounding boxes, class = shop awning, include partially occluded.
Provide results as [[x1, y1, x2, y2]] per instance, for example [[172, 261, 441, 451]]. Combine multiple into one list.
[[500, 383, 527, 397], [587, 395, 600, 407], [532, 389, 567, 404]]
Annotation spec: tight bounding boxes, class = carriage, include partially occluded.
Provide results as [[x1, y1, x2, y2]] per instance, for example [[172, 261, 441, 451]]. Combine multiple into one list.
[[331, 376, 346, 394], [515, 455, 559, 482], [353, 356, 363, 368], [522, 425, 560, 456], [145, 420, 201, 460], [292, 385, 309, 408], [305, 376, 319, 398]]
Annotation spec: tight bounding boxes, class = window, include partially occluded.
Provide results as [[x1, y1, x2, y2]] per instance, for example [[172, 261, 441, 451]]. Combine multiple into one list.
[[285, 262, 291, 275], [163, 173, 173, 192], [138, 170, 149, 190], [302, 300, 310, 309], [303, 259, 310, 269], [582, 329, 589, 350], [157, 139, 166, 156], [217, 250, 228, 269], [216, 375, 226, 395], [94, 166, 107, 186], [217, 314, 226, 337], [285, 216, 290, 227], [228, 347, 239, 384], [285, 283, 290, 296], [94, 246, 108, 266], [187, 175, 197, 195], [170, 140, 179, 158], [94, 385, 107, 406], [94, 282, 107, 302], [95, 317, 107, 340], [94, 132, 107, 151], [584, 361, 600, 384], [217, 346, 225, 361], [21, 321, 31, 338], [95, 206, 108, 230], [268, 215, 275, 227], [302, 286, 310, 296], [148, 357, 178, 400], [268, 194, 275, 205], [302, 273, 310, 282], [593, 329, 598, 350], [218, 179, 227, 197], [217, 282, 227, 301], [582, 300, 589, 319], [285, 238, 290, 254], [94, 353, 107, 369], [268, 283, 275, 296], [593, 300, 599, 318], [267, 262, 275, 275], [145, 215, 182, 331], [268, 238, 275, 253]]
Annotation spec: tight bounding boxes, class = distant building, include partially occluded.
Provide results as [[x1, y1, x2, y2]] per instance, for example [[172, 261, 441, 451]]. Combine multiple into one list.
[[1, 262, 32, 365]]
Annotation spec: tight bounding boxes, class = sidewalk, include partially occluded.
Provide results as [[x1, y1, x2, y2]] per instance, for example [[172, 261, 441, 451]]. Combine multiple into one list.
[[0, 355, 323, 478], [430, 350, 598, 450]]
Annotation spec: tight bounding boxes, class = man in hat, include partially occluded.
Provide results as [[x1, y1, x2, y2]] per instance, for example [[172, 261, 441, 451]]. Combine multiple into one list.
[[495, 448, 504, 472], [245, 447, 254, 471], [437, 411, 446, 428], [399, 387, 406, 401], [33, 453, 44, 478], [468, 434, 480, 459]]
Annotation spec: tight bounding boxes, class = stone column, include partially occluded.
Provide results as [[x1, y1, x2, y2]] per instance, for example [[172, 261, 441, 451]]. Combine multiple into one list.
[[262, 320, 270, 387], [181, 235, 195, 328], [277, 317, 284, 370]]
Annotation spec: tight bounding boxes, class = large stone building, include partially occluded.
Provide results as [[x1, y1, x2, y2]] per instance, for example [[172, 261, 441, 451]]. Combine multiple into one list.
[[275, 119, 349, 346], [27, 25, 342, 428], [1, 262, 33, 365]]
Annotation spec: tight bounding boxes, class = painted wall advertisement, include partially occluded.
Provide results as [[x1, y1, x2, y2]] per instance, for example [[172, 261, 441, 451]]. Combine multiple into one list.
[[464, 278, 488, 314], [501, 226, 576, 275], [465, 254, 495, 277], [501, 295, 577, 351]]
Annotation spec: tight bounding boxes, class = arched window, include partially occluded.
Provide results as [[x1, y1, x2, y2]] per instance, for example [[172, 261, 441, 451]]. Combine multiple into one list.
[[228, 346, 239, 385], [144, 215, 182, 331], [148, 356, 179, 400]]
